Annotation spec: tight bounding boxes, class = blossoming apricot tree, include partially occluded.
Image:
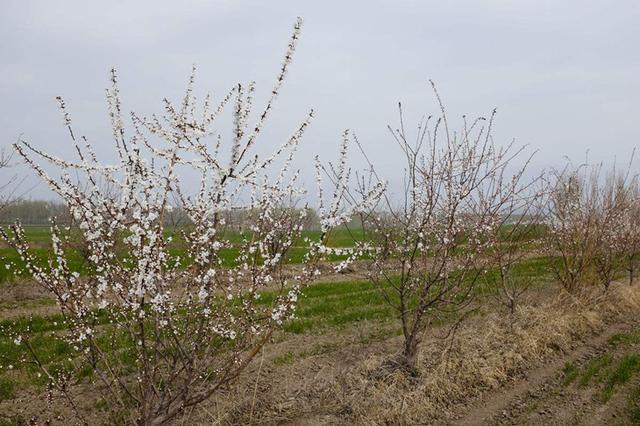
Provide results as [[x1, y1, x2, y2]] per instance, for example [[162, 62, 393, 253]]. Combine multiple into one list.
[[1, 19, 383, 425]]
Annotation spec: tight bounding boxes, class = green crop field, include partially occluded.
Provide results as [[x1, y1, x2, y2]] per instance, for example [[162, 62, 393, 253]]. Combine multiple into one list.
[[0, 225, 371, 283], [0, 254, 552, 402]]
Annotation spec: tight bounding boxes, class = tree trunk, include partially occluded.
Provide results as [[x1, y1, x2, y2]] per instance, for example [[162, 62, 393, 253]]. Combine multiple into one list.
[[400, 333, 420, 373]]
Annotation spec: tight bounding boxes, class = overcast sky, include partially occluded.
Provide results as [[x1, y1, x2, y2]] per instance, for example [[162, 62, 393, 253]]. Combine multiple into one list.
[[1, 0, 639, 199]]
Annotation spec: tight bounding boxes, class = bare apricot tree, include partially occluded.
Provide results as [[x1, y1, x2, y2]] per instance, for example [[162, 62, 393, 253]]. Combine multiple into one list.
[[620, 180, 640, 284], [545, 165, 600, 292], [0, 147, 25, 213], [358, 84, 535, 370], [592, 169, 636, 290], [483, 179, 547, 316], [546, 160, 638, 292]]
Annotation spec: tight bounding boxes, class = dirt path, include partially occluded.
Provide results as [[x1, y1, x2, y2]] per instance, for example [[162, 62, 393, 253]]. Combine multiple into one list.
[[455, 319, 640, 425]]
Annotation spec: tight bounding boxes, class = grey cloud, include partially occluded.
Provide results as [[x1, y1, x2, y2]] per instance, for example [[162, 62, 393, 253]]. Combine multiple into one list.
[[1, 0, 639, 199]]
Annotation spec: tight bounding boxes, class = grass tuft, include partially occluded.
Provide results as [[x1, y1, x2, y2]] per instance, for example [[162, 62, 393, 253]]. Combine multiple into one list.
[[601, 354, 640, 401], [625, 383, 640, 423], [0, 376, 16, 401], [562, 361, 579, 385], [578, 354, 613, 387]]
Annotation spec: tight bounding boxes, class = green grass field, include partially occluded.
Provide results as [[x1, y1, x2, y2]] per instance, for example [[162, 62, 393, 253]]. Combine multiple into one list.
[[0, 222, 555, 417], [0, 226, 370, 282], [0, 254, 553, 401], [0, 224, 546, 283], [8, 225, 368, 248]]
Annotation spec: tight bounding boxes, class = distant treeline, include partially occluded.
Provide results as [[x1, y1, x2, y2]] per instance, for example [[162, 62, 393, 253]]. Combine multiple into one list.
[[0, 200, 70, 225], [0, 200, 368, 230]]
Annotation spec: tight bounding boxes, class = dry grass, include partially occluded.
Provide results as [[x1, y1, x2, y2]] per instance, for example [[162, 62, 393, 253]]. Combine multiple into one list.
[[184, 282, 640, 425], [3, 279, 639, 425]]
